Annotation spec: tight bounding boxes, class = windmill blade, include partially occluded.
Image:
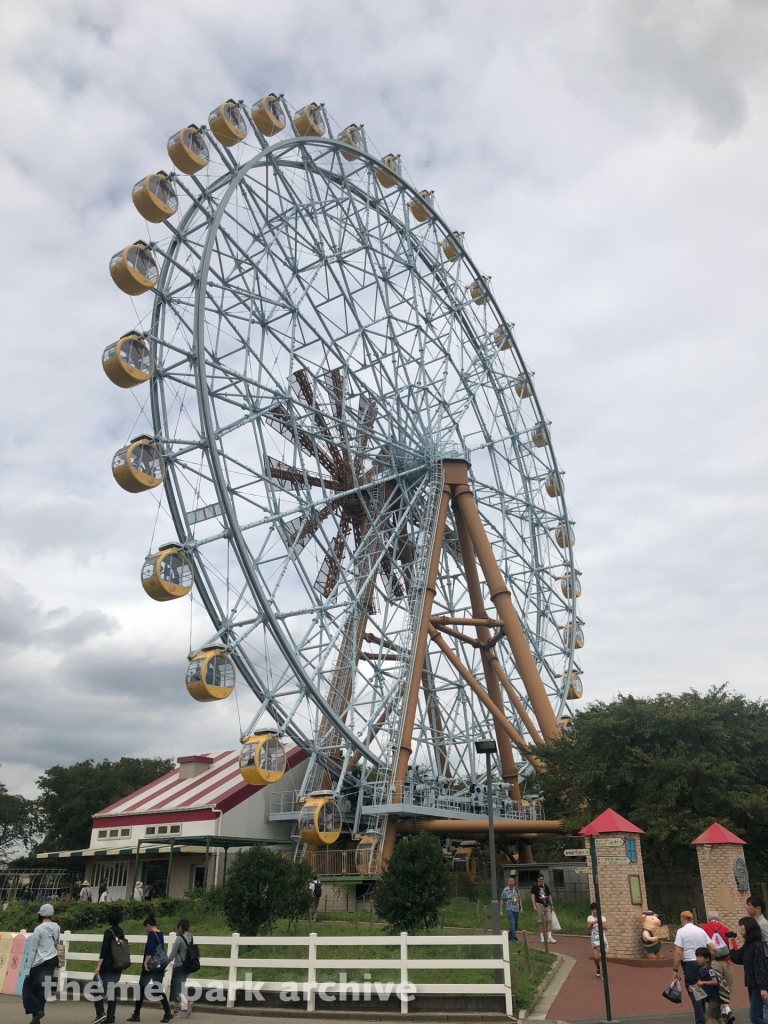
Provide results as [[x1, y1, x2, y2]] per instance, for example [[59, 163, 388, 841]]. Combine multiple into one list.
[[279, 502, 334, 552], [267, 456, 336, 491], [357, 392, 377, 448], [313, 516, 351, 597], [319, 367, 345, 439], [265, 403, 337, 477], [381, 554, 406, 598]]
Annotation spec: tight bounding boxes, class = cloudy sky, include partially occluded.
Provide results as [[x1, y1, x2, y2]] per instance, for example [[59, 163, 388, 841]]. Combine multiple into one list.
[[1, 0, 766, 798]]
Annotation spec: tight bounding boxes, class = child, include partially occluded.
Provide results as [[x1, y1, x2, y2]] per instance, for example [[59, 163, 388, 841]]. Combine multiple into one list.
[[586, 903, 609, 978], [689, 947, 724, 1024]]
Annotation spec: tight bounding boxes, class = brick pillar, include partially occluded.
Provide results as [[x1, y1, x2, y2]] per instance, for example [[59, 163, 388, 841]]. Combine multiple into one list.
[[585, 832, 648, 958], [693, 823, 749, 934]]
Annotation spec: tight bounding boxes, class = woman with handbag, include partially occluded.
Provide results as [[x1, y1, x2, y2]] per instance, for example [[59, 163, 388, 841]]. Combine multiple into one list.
[[168, 920, 195, 1018], [91, 908, 129, 1024], [729, 917, 768, 1024], [22, 904, 61, 1024], [127, 915, 172, 1023]]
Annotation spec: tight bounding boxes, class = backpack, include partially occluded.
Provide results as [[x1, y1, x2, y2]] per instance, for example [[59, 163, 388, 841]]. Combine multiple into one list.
[[147, 942, 169, 973], [312, 882, 322, 898], [181, 935, 200, 975], [110, 931, 131, 971]]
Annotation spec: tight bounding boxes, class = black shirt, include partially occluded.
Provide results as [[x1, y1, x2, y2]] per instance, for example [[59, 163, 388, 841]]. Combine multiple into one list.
[[99, 925, 125, 973], [531, 883, 552, 906]]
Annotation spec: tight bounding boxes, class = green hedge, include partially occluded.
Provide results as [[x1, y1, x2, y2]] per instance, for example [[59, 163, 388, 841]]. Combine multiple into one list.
[[0, 896, 191, 933]]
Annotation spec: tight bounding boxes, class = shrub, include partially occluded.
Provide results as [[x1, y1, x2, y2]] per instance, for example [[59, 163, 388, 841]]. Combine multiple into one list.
[[222, 846, 291, 935], [374, 833, 452, 933]]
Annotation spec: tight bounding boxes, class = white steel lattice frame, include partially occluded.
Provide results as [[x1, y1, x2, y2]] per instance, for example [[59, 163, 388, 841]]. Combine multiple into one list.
[[121, 101, 582, 829]]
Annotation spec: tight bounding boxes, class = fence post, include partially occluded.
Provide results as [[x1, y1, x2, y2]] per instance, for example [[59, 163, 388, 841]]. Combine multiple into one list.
[[59, 930, 71, 997], [307, 932, 317, 1012], [399, 932, 409, 1015], [502, 937, 513, 1018], [226, 933, 239, 1008]]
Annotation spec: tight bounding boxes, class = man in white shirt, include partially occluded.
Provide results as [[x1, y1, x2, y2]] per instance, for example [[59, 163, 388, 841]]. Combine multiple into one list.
[[746, 896, 768, 953], [673, 911, 716, 1024]]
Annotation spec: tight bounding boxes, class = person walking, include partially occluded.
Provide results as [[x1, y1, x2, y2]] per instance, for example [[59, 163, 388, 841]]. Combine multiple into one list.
[[688, 947, 725, 1024], [127, 915, 172, 1023], [530, 873, 556, 944], [746, 897, 768, 953], [99, 886, 110, 904], [98, 878, 109, 901], [701, 913, 736, 1024], [79, 881, 93, 902], [500, 872, 521, 941], [19, 883, 34, 904], [132, 880, 144, 901], [673, 911, 717, 1024], [730, 917, 768, 1024], [168, 919, 194, 1018], [587, 903, 609, 978], [91, 908, 128, 1024], [309, 877, 322, 920], [22, 904, 60, 1024]]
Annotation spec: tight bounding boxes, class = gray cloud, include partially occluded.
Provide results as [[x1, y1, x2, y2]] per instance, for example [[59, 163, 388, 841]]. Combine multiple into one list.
[[0, 0, 766, 794]]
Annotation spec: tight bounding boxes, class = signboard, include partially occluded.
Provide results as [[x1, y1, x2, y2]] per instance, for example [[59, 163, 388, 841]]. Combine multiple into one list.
[[564, 849, 587, 857], [594, 837, 625, 848], [574, 867, 590, 874], [597, 856, 630, 866]]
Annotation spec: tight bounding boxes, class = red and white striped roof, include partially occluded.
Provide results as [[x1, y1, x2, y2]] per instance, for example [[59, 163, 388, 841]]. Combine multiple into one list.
[[93, 747, 306, 825]]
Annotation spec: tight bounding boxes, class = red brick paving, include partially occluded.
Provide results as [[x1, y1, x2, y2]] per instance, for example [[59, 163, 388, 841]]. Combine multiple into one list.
[[527, 935, 749, 1021]]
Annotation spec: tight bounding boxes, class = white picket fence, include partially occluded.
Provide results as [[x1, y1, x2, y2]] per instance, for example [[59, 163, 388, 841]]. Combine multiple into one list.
[[59, 930, 513, 1016]]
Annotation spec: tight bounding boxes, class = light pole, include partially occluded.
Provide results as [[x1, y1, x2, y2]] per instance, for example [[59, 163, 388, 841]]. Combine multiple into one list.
[[475, 738, 502, 982]]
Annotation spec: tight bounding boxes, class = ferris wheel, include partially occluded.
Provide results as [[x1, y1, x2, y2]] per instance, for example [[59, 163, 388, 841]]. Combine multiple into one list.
[[104, 95, 582, 864]]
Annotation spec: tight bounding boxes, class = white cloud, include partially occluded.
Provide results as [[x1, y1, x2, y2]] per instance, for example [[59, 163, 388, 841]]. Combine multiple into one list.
[[0, 0, 766, 794]]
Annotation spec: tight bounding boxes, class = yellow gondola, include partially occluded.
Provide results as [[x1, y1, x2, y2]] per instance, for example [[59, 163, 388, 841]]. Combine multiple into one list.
[[239, 732, 287, 785], [186, 647, 236, 702], [493, 325, 513, 351], [562, 623, 585, 649], [141, 544, 194, 601], [375, 154, 399, 189], [209, 101, 248, 147], [452, 841, 484, 884], [468, 277, 490, 305], [554, 522, 575, 548], [109, 241, 159, 296], [293, 103, 324, 138], [513, 373, 532, 398], [112, 436, 164, 493], [102, 333, 154, 388], [250, 94, 286, 136], [560, 572, 581, 599], [442, 231, 464, 261], [298, 792, 342, 845], [544, 470, 561, 497], [566, 671, 583, 700], [336, 124, 363, 161], [167, 126, 210, 175], [530, 423, 549, 447], [354, 833, 382, 874], [408, 190, 433, 223], [132, 172, 178, 223]]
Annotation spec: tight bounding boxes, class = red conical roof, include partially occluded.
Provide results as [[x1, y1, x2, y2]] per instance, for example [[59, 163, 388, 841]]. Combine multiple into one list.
[[692, 823, 746, 846], [579, 808, 644, 835]]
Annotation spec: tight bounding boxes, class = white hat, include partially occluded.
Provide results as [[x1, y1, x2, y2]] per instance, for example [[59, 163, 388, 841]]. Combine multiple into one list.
[[39, 904, 54, 917]]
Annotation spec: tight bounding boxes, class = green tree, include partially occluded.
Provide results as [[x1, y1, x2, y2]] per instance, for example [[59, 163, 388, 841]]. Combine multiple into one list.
[[374, 832, 452, 933], [222, 845, 291, 935], [535, 686, 768, 877], [0, 783, 38, 861], [35, 757, 174, 851], [283, 857, 314, 932]]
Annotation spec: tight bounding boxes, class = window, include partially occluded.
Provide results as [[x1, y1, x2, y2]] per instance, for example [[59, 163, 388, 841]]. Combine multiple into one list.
[[552, 869, 565, 886], [109, 829, 118, 838], [170, 825, 181, 835], [120, 828, 131, 838], [145, 826, 156, 836], [629, 875, 642, 905], [98, 830, 107, 839], [157, 826, 168, 835], [94, 862, 129, 889], [626, 839, 637, 863]]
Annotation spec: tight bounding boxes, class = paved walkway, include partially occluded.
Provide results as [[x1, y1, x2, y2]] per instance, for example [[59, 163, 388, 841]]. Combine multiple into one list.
[[520, 935, 750, 1021]]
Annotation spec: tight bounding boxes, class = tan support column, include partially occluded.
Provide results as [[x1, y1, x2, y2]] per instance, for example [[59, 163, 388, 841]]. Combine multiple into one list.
[[382, 480, 451, 859], [693, 823, 749, 935], [452, 477, 560, 742], [452, 500, 521, 801]]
